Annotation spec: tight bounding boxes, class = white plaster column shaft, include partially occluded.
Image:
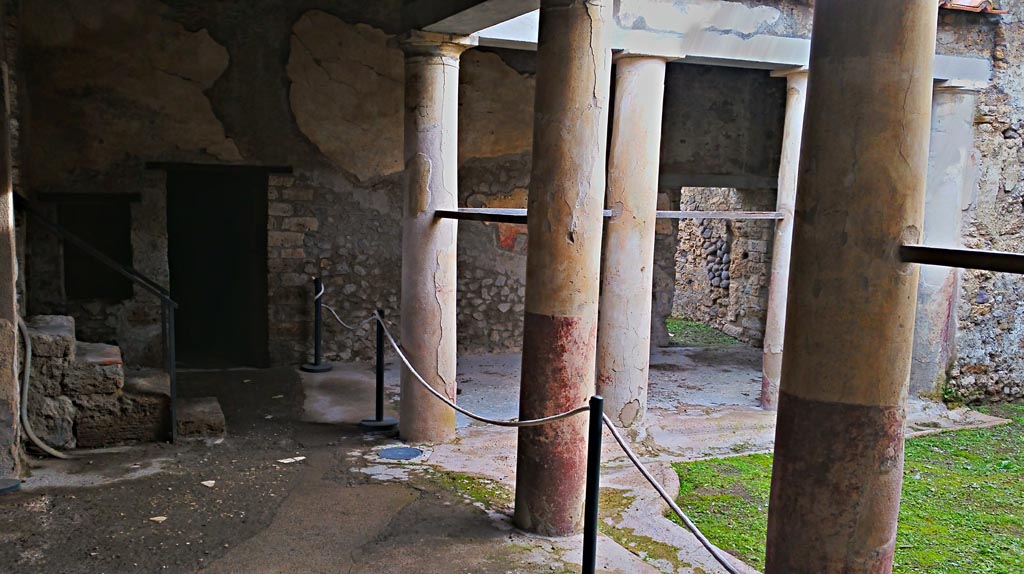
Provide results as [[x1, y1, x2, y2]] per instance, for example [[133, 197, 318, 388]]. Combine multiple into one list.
[[398, 32, 474, 444], [760, 70, 808, 410], [596, 55, 667, 428], [909, 85, 979, 398]]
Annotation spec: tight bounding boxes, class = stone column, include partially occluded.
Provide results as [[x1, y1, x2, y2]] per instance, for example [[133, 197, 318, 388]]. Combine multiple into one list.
[[909, 85, 979, 398], [760, 69, 808, 410], [596, 55, 667, 429], [0, 0, 20, 480], [514, 0, 612, 536], [398, 31, 475, 444], [764, 2, 937, 573]]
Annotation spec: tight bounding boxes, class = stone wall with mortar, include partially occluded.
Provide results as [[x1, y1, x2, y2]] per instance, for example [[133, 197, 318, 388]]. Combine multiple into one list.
[[15, 1, 537, 366], [934, 8, 1024, 403], [673, 187, 775, 345]]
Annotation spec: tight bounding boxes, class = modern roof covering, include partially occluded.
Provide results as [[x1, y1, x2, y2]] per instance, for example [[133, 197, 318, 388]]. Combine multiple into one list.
[[939, 0, 1008, 14]]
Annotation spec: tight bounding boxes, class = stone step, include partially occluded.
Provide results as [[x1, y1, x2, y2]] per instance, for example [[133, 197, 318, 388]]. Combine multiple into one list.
[[26, 394, 76, 450], [176, 397, 226, 441], [26, 315, 76, 360], [63, 342, 124, 396], [74, 368, 171, 448]]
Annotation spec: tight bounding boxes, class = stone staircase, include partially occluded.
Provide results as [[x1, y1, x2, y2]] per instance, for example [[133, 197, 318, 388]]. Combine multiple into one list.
[[25, 315, 225, 449]]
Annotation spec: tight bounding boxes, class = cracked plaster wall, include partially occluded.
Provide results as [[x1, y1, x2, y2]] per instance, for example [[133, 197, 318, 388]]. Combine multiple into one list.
[[17, 1, 536, 366]]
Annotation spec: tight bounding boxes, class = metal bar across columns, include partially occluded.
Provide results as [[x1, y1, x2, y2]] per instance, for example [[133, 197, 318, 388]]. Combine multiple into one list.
[[901, 245, 1024, 275], [764, 1, 939, 572], [435, 208, 782, 224]]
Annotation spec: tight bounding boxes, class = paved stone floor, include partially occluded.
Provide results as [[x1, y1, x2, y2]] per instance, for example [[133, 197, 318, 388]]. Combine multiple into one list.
[[0, 344, 1006, 574]]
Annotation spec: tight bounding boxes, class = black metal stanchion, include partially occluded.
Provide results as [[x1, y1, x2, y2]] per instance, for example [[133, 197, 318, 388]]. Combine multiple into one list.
[[301, 276, 332, 373], [360, 309, 398, 431], [582, 395, 604, 574]]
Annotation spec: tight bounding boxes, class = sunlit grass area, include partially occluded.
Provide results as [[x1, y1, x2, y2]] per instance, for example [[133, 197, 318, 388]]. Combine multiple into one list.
[[672, 405, 1024, 573], [665, 316, 738, 348]]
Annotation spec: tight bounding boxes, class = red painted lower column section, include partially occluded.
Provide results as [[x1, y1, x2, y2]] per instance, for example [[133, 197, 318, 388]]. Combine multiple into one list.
[[514, 312, 595, 535], [766, 391, 906, 574]]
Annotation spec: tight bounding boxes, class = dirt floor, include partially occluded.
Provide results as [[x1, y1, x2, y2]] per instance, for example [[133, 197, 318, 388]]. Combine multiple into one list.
[[0, 368, 592, 574]]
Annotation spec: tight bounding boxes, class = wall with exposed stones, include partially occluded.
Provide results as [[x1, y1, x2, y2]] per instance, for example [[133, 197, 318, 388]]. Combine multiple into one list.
[[934, 7, 1024, 403], [673, 188, 775, 345], [15, 1, 537, 366]]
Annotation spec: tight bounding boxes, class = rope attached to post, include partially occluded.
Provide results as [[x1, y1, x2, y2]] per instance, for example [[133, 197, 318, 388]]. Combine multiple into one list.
[[367, 311, 740, 574], [373, 311, 591, 428]]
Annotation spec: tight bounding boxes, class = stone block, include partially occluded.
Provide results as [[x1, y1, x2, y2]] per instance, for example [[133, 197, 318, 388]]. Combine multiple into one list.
[[281, 188, 313, 202], [29, 355, 68, 397], [268, 202, 293, 216], [176, 397, 225, 440], [282, 217, 319, 232], [63, 342, 124, 396], [26, 394, 76, 449], [269, 231, 305, 248], [26, 315, 76, 358], [74, 387, 170, 448]]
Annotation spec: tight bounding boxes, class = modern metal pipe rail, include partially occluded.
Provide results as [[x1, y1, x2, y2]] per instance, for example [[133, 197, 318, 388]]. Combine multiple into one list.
[[15, 194, 180, 442], [435, 208, 784, 224]]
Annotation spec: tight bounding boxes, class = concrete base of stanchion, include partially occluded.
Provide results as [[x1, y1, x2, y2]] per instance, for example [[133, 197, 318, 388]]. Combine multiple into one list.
[[300, 362, 333, 373], [359, 417, 398, 431]]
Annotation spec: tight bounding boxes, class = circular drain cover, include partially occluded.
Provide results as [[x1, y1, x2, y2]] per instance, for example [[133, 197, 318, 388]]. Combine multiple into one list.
[[0, 478, 21, 495], [378, 447, 423, 461]]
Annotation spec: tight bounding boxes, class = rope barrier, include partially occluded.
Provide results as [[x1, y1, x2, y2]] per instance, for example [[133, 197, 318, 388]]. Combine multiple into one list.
[[602, 413, 740, 574], [366, 310, 739, 574], [372, 311, 591, 428]]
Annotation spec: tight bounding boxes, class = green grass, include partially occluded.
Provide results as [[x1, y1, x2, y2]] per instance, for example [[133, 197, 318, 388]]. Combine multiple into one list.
[[671, 405, 1024, 573], [666, 317, 738, 348]]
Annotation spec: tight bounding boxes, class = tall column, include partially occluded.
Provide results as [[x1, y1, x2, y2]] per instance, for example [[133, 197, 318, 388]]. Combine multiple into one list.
[[0, 0, 21, 481], [514, 0, 612, 536], [398, 32, 475, 444], [596, 55, 667, 429], [909, 85, 979, 398], [764, 2, 937, 573], [760, 69, 808, 410]]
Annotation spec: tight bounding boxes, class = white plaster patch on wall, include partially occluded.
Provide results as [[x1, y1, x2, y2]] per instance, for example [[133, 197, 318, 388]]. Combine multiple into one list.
[[287, 10, 404, 182], [616, 0, 781, 37]]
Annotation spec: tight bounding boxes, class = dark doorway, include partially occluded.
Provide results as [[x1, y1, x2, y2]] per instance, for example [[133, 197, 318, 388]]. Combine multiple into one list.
[[167, 169, 269, 368]]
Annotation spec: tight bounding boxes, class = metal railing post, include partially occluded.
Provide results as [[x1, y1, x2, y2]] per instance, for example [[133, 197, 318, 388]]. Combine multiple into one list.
[[301, 276, 332, 373], [163, 300, 178, 443], [582, 395, 604, 574], [360, 310, 397, 431]]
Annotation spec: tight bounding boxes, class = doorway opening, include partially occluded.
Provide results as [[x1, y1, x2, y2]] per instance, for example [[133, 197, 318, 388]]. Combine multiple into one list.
[[167, 168, 270, 368]]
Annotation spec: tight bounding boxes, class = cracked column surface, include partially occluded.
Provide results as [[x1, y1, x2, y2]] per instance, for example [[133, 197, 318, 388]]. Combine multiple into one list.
[[0, 0, 20, 480], [909, 85, 978, 399], [764, 2, 936, 573], [760, 70, 808, 411], [398, 31, 474, 444], [513, 0, 612, 536], [596, 55, 667, 429]]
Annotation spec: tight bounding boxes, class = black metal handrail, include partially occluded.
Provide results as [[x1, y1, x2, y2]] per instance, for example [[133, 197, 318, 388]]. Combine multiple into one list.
[[14, 194, 179, 442]]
